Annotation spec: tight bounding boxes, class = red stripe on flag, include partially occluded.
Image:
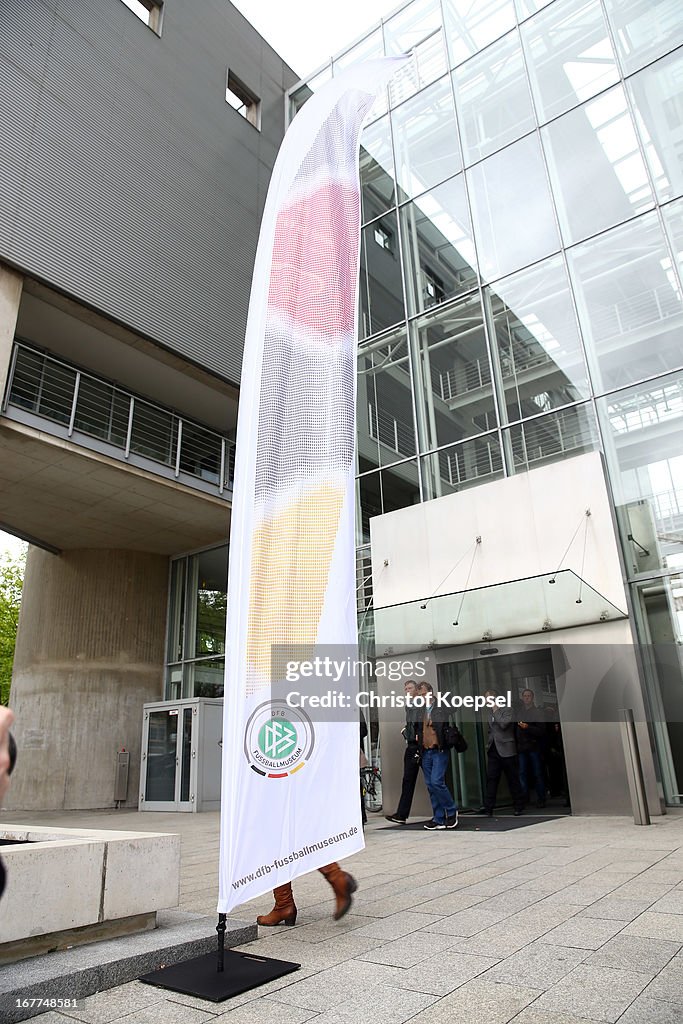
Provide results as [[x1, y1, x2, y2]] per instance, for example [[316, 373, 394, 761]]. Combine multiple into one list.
[[267, 181, 360, 335]]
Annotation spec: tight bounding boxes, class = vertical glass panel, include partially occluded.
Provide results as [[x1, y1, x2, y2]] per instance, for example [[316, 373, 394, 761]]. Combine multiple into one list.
[[334, 28, 387, 120], [599, 373, 683, 575], [661, 197, 683, 279], [166, 665, 183, 702], [506, 403, 599, 474], [401, 175, 477, 316], [194, 546, 228, 658], [392, 77, 461, 202], [421, 432, 504, 499], [567, 212, 683, 391], [542, 86, 654, 247], [453, 29, 536, 165], [633, 575, 683, 806], [487, 256, 591, 424], [179, 422, 222, 483], [145, 709, 178, 802], [359, 115, 395, 222], [468, 134, 561, 281], [603, 0, 683, 76], [414, 296, 497, 452], [37, 359, 77, 425], [443, 0, 517, 67], [522, 0, 620, 124], [167, 558, 186, 663], [7, 347, 43, 412], [381, 458, 421, 515], [357, 470, 382, 544], [188, 658, 225, 698], [629, 49, 683, 205], [384, 0, 448, 106], [74, 378, 129, 447], [359, 211, 405, 340], [130, 400, 176, 465], [356, 460, 420, 543], [358, 330, 415, 470], [179, 707, 193, 803]]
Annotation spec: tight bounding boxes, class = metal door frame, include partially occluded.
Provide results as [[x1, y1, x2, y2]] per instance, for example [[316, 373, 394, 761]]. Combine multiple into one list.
[[140, 700, 197, 811]]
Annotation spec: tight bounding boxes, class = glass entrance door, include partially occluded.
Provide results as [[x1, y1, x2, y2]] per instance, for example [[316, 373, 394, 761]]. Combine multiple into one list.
[[438, 647, 569, 813], [141, 705, 194, 810]]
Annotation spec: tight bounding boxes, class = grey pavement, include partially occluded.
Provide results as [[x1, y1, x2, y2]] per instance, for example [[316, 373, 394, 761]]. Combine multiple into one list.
[[5, 808, 683, 1023]]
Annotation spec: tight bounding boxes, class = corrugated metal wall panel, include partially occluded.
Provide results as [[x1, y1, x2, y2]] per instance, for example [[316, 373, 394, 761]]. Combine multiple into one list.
[[0, 0, 297, 385]]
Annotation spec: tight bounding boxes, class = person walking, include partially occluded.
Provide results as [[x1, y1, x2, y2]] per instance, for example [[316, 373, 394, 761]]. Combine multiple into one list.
[[516, 688, 547, 808], [407, 683, 458, 831], [385, 679, 421, 824], [481, 688, 525, 816], [256, 863, 357, 927]]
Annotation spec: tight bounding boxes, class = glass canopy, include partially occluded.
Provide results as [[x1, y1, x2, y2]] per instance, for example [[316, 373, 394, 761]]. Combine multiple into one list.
[[373, 569, 627, 654]]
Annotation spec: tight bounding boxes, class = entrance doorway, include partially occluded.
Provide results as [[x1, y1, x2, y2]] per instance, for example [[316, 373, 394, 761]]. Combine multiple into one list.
[[437, 648, 570, 814], [139, 698, 223, 811]]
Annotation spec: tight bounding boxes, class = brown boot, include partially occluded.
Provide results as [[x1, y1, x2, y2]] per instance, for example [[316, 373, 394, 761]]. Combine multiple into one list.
[[318, 863, 358, 921], [256, 883, 297, 927]]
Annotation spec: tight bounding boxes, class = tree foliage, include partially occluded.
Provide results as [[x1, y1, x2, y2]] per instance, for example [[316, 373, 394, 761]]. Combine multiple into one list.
[[0, 550, 26, 705]]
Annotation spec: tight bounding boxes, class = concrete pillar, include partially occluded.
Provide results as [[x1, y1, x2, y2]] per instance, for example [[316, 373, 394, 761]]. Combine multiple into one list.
[[8, 548, 168, 810], [0, 263, 23, 401]]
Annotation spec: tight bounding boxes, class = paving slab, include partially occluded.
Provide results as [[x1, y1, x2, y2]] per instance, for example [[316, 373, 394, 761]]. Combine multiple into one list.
[[623, 912, 683, 942], [405, 978, 540, 1024], [617, 994, 683, 1024], [540, 916, 626, 950], [529, 964, 651, 1022], [585, 934, 680, 975], [480, 941, 589, 990]]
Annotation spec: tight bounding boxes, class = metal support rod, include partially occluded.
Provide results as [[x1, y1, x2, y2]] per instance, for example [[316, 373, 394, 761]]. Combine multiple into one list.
[[216, 913, 227, 973], [125, 397, 135, 458], [619, 708, 651, 826], [68, 371, 81, 436], [175, 419, 183, 477]]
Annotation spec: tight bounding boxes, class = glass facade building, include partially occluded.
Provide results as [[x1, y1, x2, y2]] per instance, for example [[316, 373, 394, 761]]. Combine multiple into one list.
[[289, 0, 683, 804]]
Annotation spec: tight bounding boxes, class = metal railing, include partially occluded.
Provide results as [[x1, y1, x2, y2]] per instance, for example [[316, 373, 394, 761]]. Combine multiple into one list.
[[367, 403, 415, 458], [438, 357, 492, 401], [3, 342, 235, 495], [592, 283, 682, 342]]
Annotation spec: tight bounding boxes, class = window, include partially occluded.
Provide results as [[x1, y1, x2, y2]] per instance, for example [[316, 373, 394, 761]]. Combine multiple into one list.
[[120, 0, 163, 34], [226, 71, 261, 129]]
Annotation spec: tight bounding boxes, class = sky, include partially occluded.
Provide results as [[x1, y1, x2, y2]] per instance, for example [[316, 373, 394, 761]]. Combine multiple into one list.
[[231, 0, 399, 77], [0, 0, 399, 559]]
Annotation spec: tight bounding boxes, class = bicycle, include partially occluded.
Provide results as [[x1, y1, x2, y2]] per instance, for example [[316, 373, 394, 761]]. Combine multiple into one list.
[[360, 764, 382, 813]]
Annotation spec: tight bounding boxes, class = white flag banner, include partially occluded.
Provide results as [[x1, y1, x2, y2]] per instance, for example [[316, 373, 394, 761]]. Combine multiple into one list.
[[218, 57, 407, 914]]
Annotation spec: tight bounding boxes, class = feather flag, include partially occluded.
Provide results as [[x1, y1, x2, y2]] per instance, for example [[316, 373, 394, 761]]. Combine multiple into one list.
[[218, 58, 407, 914]]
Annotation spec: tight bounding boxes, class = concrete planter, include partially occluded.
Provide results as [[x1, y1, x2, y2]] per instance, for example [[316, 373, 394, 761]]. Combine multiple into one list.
[[0, 825, 180, 962]]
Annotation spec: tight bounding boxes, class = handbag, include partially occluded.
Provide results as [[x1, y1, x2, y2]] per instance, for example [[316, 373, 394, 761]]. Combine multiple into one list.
[[444, 722, 468, 753]]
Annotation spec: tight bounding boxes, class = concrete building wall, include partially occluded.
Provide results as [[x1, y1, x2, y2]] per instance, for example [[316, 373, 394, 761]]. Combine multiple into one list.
[[8, 547, 168, 810], [0, 1, 297, 385], [0, 264, 22, 398]]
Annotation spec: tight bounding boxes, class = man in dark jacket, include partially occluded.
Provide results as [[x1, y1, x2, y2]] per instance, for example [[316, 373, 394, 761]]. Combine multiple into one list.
[[481, 689, 525, 816], [386, 680, 421, 824], [516, 688, 547, 808], [406, 683, 458, 831]]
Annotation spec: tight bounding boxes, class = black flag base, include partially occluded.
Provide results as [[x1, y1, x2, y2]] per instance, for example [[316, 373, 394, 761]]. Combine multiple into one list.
[[138, 915, 300, 1002]]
